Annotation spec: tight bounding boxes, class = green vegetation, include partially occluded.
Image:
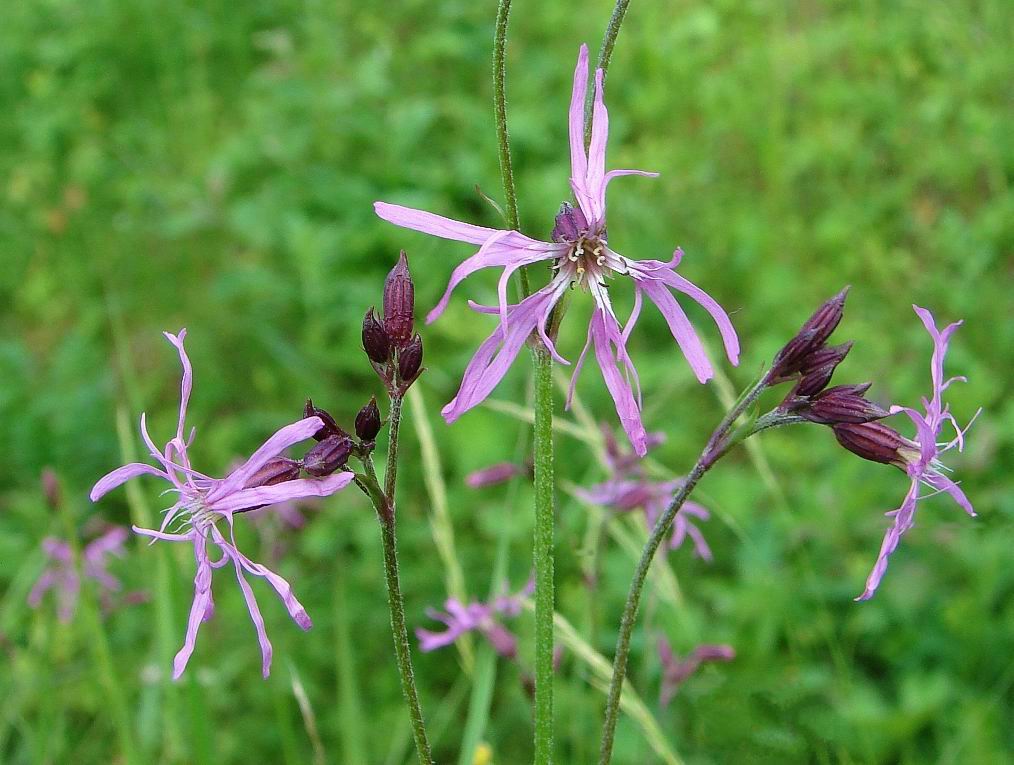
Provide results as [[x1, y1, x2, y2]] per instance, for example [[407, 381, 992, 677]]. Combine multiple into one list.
[[2, 0, 1011, 762]]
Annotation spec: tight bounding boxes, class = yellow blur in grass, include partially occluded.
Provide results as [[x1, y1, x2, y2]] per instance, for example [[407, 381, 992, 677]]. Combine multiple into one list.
[[472, 741, 493, 765]]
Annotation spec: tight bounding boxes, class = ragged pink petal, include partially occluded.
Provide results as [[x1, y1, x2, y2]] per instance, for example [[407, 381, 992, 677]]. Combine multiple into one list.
[[653, 263, 740, 365], [636, 279, 713, 382], [374, 202, 504, 245], [212, 417, 326, 499], [568, 44, 590, 200], [441, 289, 561, 422], [229, 554, 274, 678], [161, 329, 193, 443], [90, 463, 169, 502], [211, 473, 355, 514], [589, 310, 647, 456]]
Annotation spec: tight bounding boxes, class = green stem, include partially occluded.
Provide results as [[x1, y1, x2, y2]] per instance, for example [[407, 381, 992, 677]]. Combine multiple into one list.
[[493, 0, 531, 298], [379, 513, 432, 765], [585, 0, 633, 146], [492, 3, 556, 758], [532, 344, 556, 764], [597, 376, 769, 765], [384, 394, 404, 501], [358, 417, 432, 764]]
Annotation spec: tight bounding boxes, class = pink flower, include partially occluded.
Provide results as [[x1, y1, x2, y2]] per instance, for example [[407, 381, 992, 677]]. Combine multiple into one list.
[[657, 637, 735, 707], [28, 527, 131, 622], [375, 45, 739, 456], [90, 329, 354, 678], [465, 462, 529, 489], [416, 580, 533, 660], [576, 428, 714, 560], [856, 306, 978, 601]]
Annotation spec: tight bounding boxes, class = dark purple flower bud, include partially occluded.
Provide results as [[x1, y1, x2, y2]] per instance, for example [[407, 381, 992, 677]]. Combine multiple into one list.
[[832, 421, 912, 466], [243, 456, 301, 488], [362, 307, 392, 365], [799, 342, 853, 377], [770, 287, 850, 380], [383, 251, 415, 345], [303, 398, 346, 441], [302, 436, 353, 477], [795, 342, 853, 396], [355, 396, 383, 442], [800, 385, 890, 425], [398, 334, 424, 382], [551, 202, 589, 243]]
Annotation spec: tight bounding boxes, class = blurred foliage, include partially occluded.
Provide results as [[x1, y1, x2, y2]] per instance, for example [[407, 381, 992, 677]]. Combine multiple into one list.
[[1, 0, 1012, 763]]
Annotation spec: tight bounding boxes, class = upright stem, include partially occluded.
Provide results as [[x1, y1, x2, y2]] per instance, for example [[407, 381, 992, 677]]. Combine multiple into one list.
[[532, 344, 556, 764], [585, 0, 633, 145], [385, 394, 404, 501], [597, 377, 769, 765], [493, 3, 556, 760], [493, 0, 531, 298], [360, 396, 433, 765], [379, 513, 432, 765]]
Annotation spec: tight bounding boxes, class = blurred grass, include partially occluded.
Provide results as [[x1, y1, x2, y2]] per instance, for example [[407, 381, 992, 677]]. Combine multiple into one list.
[[1, 0, 1012, 762]]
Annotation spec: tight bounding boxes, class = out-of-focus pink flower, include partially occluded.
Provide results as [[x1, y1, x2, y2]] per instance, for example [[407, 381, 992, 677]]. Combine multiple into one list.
[[28, 527, 131, 622], [416, 580, 533, 660], [465, 462, 528, 489], [576, 428, 714, 560], [658, 637, 735, 707], [90, 329, 354, 678], [375, 45, 739, 456], [856, 306, 978, 600]]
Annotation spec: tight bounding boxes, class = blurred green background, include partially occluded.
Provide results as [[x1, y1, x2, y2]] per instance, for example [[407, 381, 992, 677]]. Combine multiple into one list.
[[2, 0, 1012, 763]]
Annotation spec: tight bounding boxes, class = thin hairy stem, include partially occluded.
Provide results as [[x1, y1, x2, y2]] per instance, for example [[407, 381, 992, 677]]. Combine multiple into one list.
[[379, 514, 433, 765], [384, 394, 404, 502], [597, 376, 769, 765], [532, 344, 556, 764], [493, 3, 556, 759], [585, 0, 633, 147], [493, 0, 531, 298], [357, 449, 433, 765]]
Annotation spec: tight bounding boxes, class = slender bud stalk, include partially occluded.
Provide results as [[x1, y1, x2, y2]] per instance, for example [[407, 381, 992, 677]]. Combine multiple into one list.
[[598, 376, 770, 765]]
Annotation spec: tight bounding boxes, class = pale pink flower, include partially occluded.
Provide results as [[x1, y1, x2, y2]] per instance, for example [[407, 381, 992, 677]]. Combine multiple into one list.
[[576, 427, 714, 560], [90, 329, 354, 677], [375, 45, 739, 455], [465, 462, 529, 489], [416, 580, 533, 660], [856, 306, 978, 601], [28, 527, 130, 622], [658, 637, 735, 707]]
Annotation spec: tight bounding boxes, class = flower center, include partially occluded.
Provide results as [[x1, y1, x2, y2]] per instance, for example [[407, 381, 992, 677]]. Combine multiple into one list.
[[564, 236, 607, 283], [164, 490, 221, 535]]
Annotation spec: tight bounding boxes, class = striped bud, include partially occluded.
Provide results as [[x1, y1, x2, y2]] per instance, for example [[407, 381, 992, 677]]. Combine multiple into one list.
[[770, 287, 849, 380], [383, 251, 415, 345], [362, 307, 392, 365], [355, 396, 383, 442]]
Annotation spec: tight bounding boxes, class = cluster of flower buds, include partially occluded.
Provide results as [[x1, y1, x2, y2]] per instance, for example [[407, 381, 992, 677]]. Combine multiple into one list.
[[362, 252, 424, 395], [235, 398, 385, 497], [768, 288, 898, 452]]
